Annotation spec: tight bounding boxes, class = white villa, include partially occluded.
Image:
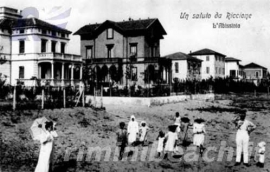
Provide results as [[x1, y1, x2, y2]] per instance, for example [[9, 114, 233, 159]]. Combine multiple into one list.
[[0, 6, 82, 86], [164, 52, 202, 80], [189, 48, 226, 79], [225, 57, 242, 79]]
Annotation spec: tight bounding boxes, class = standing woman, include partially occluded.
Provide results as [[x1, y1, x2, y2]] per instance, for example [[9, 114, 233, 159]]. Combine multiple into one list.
[[35, 121, 58, 172], [233, 112, 256, 166], [193, 117, 206, 155], [127, 115, 139, 145]]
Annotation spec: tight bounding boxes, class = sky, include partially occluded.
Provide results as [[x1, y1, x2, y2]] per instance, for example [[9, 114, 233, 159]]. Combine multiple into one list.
[[3, 0, 270, 71]]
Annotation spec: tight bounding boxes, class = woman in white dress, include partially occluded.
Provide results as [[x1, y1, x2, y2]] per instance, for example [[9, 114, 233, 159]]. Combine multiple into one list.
[[164, 125, 178, 159], [35, 121, 58, 172], [127, 115, 139, 145], [139, 121, 149, 143], [193, 117, 206, 155]]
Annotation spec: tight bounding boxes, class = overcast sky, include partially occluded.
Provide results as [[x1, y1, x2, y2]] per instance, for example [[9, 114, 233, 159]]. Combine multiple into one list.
[[3, 0, 270, 71]]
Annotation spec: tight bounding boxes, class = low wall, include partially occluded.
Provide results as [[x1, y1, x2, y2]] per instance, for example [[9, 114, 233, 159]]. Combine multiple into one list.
[[86, 93, 215, 107]]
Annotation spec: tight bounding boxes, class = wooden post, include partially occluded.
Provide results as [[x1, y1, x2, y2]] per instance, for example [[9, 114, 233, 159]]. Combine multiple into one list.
[[41, 88, 44, 109], [13, 86, 16, 110], [267, 87, 269, 97], [63, 87, 66, 108], [82, 90, 85, 107], [101, 86, 103, 108], [93, 87, 96, 108]]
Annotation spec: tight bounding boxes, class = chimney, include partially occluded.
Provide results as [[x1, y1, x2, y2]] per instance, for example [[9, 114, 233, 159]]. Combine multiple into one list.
[[129, 17, 131, 21]]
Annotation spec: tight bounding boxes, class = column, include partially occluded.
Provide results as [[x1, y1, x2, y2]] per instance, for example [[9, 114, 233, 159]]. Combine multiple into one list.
[[80, 64, 83, 80], [71, 64, 74, 86], [61, 62, 65, 86], [51, 62, 54, 86]]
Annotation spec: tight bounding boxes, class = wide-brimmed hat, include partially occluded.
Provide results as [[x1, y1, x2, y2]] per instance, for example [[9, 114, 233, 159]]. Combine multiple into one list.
[[168, 125, 178, 132], [181, 117, 190, 123], [194, 116, 205, 123]]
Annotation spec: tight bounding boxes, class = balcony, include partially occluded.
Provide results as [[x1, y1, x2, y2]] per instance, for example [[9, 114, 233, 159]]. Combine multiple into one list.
[[85, 58, 122, 64], [16, 78, 82, 87], [38, 53, 82, 62]]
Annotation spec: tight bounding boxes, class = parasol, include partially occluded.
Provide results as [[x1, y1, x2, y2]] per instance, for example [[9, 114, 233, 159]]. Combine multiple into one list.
[[30, 116, 48, 141]]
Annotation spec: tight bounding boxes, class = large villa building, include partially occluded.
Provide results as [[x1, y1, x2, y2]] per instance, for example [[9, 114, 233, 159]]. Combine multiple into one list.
[[189, 48, 226, 79], [74, 18, 172, 88], [0, 6, 82, 86]]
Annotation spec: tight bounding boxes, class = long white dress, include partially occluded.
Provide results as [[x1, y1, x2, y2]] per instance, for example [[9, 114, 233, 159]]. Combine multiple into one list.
[[35, 130, 58, 172], [127, 117, 139, 144], [157, 137, 165, 153], [193, 122, 206, 146], [164, 131, 178, 152], [139, 126, 148, 142]]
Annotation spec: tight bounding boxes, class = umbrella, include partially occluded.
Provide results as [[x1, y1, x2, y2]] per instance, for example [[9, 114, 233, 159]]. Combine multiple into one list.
[[30, 116, 49, 141]]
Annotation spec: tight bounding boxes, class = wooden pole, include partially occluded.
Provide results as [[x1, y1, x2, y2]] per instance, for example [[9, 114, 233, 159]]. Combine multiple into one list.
[[82, 90, 85, 107], [63, 87, 66, 108], [267, 86, 269, 97], [41, 88, 44, 109], [13, 86, 16, 110], [101, 86, 103, 108]]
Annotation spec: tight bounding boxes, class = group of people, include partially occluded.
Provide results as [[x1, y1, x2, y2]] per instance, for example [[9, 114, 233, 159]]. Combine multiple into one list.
[[116, 111, 266, 168], [33, 110, 266, 172]]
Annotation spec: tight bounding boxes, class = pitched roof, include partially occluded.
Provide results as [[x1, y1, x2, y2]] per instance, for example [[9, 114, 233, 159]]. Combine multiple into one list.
[[189, 48, 226, 57], [244, 63, 267, 69], [74, 18, 167, 38], [225, 57, 241, 62], [0, 17, 71, 33], [164, 52, 202, 62]]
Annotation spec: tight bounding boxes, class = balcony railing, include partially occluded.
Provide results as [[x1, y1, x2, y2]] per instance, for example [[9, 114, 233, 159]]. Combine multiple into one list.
[[86, 58, 122, 64], [16, 78, 82, 87], [38, 53, 82, 62]]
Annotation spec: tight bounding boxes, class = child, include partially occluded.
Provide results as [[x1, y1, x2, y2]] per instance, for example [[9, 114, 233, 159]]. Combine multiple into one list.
[[139, 121, 149, 145], [174, 112, 181, 133], [255, 141, 266, 168], [193, 117, 206, 156], [164, 125, 178, 159], [116, 122, 128, 160], [156, 130, 165, 158]]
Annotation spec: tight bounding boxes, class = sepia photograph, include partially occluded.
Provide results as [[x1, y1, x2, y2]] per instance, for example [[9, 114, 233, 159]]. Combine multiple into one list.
[[0, 0, 270, 171]]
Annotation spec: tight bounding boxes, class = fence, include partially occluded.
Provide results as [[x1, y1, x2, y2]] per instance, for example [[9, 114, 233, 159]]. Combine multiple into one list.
[[0, 85, 85, 111], [84, 78, 270, 97]]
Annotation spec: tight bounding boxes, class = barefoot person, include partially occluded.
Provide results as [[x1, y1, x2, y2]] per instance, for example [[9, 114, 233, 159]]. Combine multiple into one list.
[[116, 122, 128, 160], [35, 121, 58, 172], [139, 121, 149, 145], [164, 125, 178, 159], [156, 130, 165, 158], [127, 115, 139, 146], [233, 112, 256, 166], [193, 117, 206, 155], [174, 112, 181, 133]]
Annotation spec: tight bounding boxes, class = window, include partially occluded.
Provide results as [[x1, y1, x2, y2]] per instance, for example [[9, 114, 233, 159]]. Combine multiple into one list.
[[51, 41, 57, 53], [60, 42, 66, 53], [42, 29, 47, 35], [61, 33, 66, 38], [206, 67, 210, 74], [256, 72, 259, 78], [19, 40, 25, 53], [131, 67, 137, 81], [19, 29, 24, 34], [86, 46, 92, 59], [106, 44, 114, 58], [19, 66, 24, 79], [107, 28, 113, 39], [52, 31, 56, 37], [215, 67, 217, 74], [219, 68, 221, 74], [41, 39, 47, 53], [223, 68, 225, 75], [175, 62, 179, 73], [130, 43, 137, 57], [206, 56, 209, 61]]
